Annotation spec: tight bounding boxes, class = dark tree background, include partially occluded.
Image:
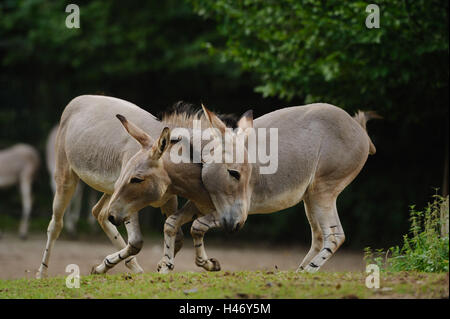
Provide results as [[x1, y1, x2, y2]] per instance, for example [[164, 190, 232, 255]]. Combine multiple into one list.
[[0, 0, 448, 249]]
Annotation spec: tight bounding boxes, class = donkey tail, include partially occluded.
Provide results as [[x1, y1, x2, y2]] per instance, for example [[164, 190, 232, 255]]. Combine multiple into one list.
[[352, 110, 382, 155]]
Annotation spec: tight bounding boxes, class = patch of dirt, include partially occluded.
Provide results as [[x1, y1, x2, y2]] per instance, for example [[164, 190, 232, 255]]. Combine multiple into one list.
[[0, 233, 365, 279]]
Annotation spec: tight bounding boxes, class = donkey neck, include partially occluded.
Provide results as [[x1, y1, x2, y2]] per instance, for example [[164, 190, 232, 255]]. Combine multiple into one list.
[[159, 126, 215, 212]]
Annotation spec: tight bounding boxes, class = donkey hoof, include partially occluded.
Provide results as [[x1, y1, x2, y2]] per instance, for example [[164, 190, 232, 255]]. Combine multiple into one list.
[[303, 265, 320, 273], [90, 266, 101, 275], [19, 234, 28, 241], [36, 271, 47, 279], [207, 258, 221, 271], [158, 266, 170, 274], [126, 261, 144, 274], [296, 266, 305, 273], [134, 267, 144, 274], [156, 261, 172, 274]]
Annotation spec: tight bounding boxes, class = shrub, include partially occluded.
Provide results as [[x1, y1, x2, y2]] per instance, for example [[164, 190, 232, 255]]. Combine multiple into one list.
[[365, 194, 449, 272]]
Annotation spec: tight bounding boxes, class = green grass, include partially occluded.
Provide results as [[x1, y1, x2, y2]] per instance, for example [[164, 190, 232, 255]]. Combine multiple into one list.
[[0, 271, 448, 299]]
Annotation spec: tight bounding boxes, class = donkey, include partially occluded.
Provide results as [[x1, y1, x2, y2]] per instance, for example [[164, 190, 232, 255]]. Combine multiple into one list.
[[0, 144, 40, 239], [161, 103, 379, 273], [36, 95, 252, 278], [46, 125, 97, 237]]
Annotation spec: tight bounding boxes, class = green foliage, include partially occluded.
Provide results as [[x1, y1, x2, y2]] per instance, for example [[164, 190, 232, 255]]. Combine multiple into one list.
[[188, 0, 449, 120], [365, 195, 449, 272], [0, 0, 228, 78]]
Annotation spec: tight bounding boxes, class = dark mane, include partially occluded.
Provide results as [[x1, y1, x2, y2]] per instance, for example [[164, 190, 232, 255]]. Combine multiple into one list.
[[160, 101, 238, 128]]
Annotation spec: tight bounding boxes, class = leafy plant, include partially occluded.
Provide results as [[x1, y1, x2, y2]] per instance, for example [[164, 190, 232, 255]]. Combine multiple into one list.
[[365, 194, 449, 272]]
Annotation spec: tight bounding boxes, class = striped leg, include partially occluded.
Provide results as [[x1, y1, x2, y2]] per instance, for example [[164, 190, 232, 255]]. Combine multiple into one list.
[[91, 212, 143, 274], [174, 228, 184, 256], [299, 197, 345, 273], [92, 194, 143, 274], [297, 199, 323, 271], [36, 169, 78, 279], [191, 214, 221, 271], [160, 196, 184, 256], [157, 201, 197, 274]]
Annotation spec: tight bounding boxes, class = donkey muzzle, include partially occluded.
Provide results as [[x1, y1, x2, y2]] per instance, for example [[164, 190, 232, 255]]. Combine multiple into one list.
[[222, 216, 241, 233]]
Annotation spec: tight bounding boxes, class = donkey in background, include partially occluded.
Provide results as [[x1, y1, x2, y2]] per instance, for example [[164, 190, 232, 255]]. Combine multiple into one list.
[[0, 144, 40, 239]]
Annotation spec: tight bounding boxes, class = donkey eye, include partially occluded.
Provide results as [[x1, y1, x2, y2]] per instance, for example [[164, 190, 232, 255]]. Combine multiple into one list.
[[228, 169, 241, 181], [130, 177, 144, 184]]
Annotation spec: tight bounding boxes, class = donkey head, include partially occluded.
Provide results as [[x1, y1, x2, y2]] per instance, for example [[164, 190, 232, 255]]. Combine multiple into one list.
[[201, 105, 254, 233], [107, 114, 171, 226]]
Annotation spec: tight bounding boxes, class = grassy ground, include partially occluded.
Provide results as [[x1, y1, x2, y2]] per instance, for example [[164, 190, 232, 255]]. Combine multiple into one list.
[[0, 271, 448, 299]]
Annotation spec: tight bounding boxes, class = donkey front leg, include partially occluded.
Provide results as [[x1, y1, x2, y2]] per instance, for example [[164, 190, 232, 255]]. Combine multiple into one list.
[[160, 195, 184, 256], [191, 214, 221, 271], [91, 212, 143, 274], [92, 194, 143, 274], [157, 201, 197, 274]]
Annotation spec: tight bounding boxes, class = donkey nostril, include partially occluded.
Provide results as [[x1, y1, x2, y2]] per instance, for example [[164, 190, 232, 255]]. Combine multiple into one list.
[[222, 217, 233, 233]]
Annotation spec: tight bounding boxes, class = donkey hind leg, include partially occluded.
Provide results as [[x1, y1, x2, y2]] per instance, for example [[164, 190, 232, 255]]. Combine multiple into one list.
[[160, 195, 184, 256], [91, 194, 143, 274], [92, 212, 143, 274], [86, 190, 99, 231], [297, 199, 323, 271], [36, 169, 79, 279], [157, 201, 197, 274], [64, 182, 83, 238], [300, 197, 345, 273], [191, 213, 221, 271], [18, 173, 33, 240]]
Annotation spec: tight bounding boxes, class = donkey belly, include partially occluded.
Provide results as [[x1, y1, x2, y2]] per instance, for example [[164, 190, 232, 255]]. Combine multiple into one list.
[[248, 103, 370, 215], [66, 141, 122, 194], [61, 96, 147, 194], [65, 130, 136, 195], [73, 169, 116, 194], [249, 182, 309, 215]]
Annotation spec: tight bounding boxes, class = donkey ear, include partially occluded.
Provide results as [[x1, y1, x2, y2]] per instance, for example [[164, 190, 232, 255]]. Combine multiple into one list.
[[237, 110, 253, 131], [116, 114, 153, 149], [149, 127, 171, 160], [201, 104, 227, 136]]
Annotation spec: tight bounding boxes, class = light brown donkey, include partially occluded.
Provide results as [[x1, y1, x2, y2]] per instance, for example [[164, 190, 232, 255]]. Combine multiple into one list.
[[165, 104, 379, 273], [36, 95, 252, 277], [0, 144, 40, 239], [46, 125, 98, 236]]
